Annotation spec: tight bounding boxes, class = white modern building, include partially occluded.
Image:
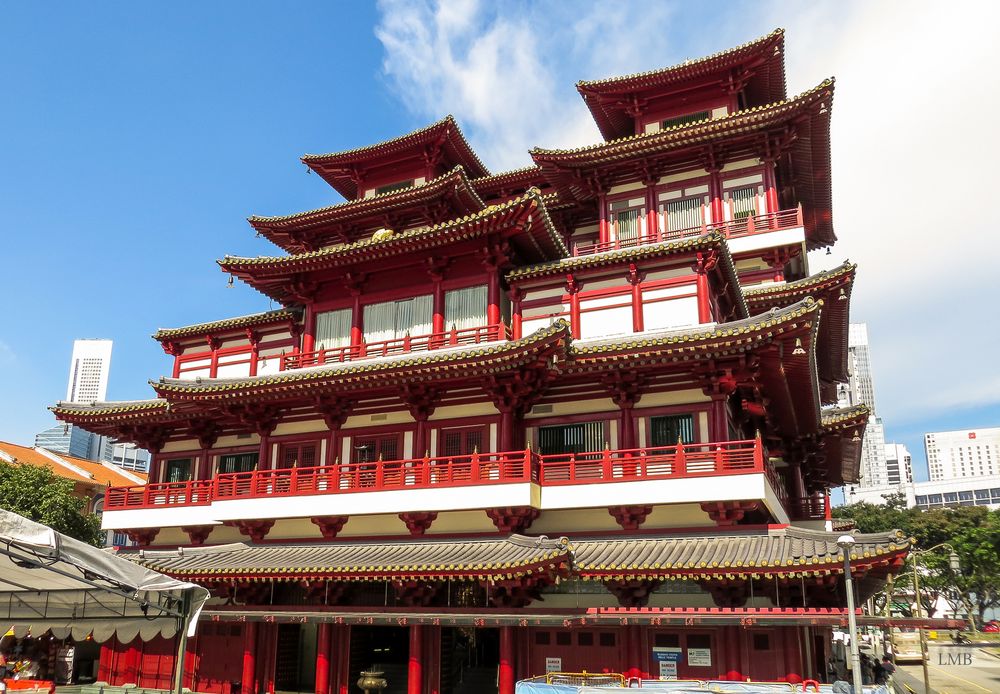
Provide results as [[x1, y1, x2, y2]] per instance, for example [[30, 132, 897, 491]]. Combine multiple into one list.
[[105, 440, 151, 473], [925, 427, 1000, 481], [65, 339, 113, 403], [838, 323, 888, 487], [35, 339, 150, 472], [846, 474, 1000, 511], [884, 443, 913, 486]]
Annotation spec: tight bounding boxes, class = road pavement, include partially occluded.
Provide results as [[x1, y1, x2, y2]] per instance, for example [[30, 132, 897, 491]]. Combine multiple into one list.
[[895, 643, 1000, 694]]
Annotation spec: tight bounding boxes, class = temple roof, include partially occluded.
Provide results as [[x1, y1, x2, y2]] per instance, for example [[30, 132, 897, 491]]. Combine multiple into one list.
[[302, 116, 489, 199], [533, 80, 835, 248], [570, 297, 815, 359], [247, 166, 486, 253], [52, 399, 170, 419], [126, 534, 571, 582], [221, 189, 569, 302], [121, 528, 908, 585], [577, 29, 787, 140], [815, 404, 870, 487], [152, 308, 300, 343], [745, 262, 856, 400], [471, 166, 548, 200], [574, 526, 910, 580], [534, 79, 830, 163], [150, 320, 570, 402]]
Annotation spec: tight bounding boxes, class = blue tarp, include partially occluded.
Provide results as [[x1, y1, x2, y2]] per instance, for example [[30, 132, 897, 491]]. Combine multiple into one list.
[[515, 681, 891, 694]]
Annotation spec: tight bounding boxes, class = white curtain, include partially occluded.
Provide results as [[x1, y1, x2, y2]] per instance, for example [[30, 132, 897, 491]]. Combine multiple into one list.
[[315, 309, 351, 350], [445, 285, 487, 331], [364, 295, 433, 342], [412, 295, 433, 335], [363, 301, 396, 343]]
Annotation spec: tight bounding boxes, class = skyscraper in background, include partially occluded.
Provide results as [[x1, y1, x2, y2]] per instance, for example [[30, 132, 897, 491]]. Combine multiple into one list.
[[838, 323, 889, 487], [65, 339, 113, 402], [925, 427, 1000, 480], [884, 443, 913, 486], [33, 339, 150, 472]]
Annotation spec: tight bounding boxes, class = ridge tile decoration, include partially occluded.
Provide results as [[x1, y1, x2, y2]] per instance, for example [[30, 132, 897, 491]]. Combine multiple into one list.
[[54, 30, 914, 691]]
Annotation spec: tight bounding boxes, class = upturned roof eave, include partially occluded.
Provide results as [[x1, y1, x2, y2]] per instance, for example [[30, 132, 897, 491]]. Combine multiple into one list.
[[219, 189, 569, 292], [533, 79, 832, 166], [247, 165, 487, 241], [152, 308, 301, 343], [150, 320, 571, 401], [301, 116, 490, 198], [576, 29, 787, 141]]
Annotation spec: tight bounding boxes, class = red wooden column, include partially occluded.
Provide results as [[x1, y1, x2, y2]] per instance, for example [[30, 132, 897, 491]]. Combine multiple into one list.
[[566, 275, 581, 339], [693, 251, 718, 324], [711, 396, 729, 441], [262, 623, 278, 694], [597, 191, 609, 244], [247, 329, 261, 377], [707, 167, 724, 224], [644, 180, 659, 242], [498, 626, 515, 694], [207, 336, 221, 379], [498, 408, 515, 452], [627, 265, 644, 332], [241, 622, 258, 694], [332, 625, 352, 694], [408, 624, 424, 694], [763, 158, 780, 216], [302, 309, 317, 355], [432, 280, 445, 337], [422, 625, 441, 694], [148, 453, 161, 483], [782, 628, 802, 683], [487, 267, 501, 327], [507, 288, 525, 340], [315, 624, 332, 694]]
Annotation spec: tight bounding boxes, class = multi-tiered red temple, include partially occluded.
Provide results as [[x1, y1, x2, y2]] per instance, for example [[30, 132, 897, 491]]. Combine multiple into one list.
[[55, 29, 916, 694]]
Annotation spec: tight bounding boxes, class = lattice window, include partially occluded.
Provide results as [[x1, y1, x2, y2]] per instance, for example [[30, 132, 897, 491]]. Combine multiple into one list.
[[218, 452, 258, 475], [649, 414, 695, 447], [538, 422, 604, 456]]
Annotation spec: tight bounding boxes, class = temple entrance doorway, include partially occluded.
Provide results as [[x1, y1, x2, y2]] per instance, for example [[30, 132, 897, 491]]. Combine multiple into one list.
[[273, 623, 316, 694], [349, 626, 409, 694], [450, 627, 498, 694]]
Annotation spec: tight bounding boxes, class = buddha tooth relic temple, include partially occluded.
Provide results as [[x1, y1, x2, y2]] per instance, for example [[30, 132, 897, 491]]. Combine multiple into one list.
[[52, 28, 945, 694]]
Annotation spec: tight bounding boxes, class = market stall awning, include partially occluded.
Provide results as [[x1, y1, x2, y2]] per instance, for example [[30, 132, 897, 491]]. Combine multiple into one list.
[[0, 509, 208, 643]]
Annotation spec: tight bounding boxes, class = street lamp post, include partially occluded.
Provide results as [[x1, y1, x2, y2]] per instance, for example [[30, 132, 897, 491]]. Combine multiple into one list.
[[838, 535, 864, 694], [910, 543, 961, 694]]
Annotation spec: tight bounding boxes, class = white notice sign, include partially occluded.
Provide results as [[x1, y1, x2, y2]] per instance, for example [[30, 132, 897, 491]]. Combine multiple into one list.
[[687, 648, 712, 667], [545, 657, 562, 673], [658, 660, 678, 680]]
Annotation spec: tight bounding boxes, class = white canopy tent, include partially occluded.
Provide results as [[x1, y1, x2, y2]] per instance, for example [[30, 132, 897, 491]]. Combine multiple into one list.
[[0, 509, 209, 694]]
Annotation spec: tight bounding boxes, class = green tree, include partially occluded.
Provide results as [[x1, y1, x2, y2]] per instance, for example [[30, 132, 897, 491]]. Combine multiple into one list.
[[835, 500, 1000, 625], [0, 462, 103, 545]]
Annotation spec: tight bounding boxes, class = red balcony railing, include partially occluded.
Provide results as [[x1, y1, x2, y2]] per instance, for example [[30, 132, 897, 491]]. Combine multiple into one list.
[[214, 449, 538, 500], [101, 438, 785, 511], [284, 322, 510, 370], [538, 438, 769, 485], [573, 206, 804, 257], [104, 479, 214, 509]]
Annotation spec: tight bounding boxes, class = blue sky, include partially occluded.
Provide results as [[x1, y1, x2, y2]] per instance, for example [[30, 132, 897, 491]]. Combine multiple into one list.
[[1, 1, 998, 484]]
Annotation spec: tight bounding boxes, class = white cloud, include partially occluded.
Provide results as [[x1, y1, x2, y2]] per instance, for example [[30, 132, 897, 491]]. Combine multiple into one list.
[[375, 0, 1000, 428]]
